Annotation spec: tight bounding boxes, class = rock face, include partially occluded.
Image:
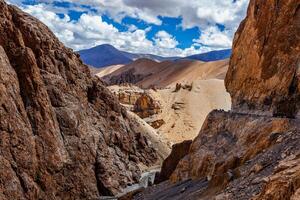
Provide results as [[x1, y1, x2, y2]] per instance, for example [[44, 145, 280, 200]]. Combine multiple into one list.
[[225, 0, 300, 118], [108, 68, 149, 86], [156, 140, 192, 183], [0, 1, 158, 199], [134, 0, 300, 199]]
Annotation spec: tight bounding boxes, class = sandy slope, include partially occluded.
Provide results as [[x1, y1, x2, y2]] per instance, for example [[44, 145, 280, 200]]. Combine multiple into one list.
[[152, 79, 231, 144], [139, 59, 228, 88], [127, 111, 171, 161], [95, 64, 124, 77]]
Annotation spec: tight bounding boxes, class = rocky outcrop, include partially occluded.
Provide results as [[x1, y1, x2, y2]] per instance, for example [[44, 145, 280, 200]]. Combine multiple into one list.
[[108, 85, 166, 131], [173, 83, 193, 92], [0, 1, 158, 199], [156, 140, 192, 183], [134, 94, 161, 119], [225, 0, 300, 118], [110, 85, 144, 105]]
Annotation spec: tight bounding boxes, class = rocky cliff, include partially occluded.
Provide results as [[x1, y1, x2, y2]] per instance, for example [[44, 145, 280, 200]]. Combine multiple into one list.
[[133, 0, 300, 199], [0, 1, 159, 199], [225, 0, 300, 118]]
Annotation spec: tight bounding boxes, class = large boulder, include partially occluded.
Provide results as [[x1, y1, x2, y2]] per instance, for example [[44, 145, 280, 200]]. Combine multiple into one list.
[[225, 0, 300, 118], [0, 1, 158, 199]]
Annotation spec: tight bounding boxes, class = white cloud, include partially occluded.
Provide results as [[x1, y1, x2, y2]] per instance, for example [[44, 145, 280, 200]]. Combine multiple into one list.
[[154, 31, 179, 49], [10, 0, 250, 56], [20, 4, 181, 56], [194, 26, 233, 49]]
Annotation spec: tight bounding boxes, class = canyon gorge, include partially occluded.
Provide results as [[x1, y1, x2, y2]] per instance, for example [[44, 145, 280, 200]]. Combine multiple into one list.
[[0, 0, 300, 199]]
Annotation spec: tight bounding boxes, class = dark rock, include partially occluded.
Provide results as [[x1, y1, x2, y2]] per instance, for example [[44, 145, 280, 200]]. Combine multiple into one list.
[[155, 140, 192, 184]]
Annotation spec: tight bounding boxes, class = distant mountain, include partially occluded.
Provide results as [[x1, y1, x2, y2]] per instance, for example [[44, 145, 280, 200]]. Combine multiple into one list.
[[78, 44, 231, 68], [78, 44, 132, 68], [78, 44, 178, 68], [185, 49, 232, 62]]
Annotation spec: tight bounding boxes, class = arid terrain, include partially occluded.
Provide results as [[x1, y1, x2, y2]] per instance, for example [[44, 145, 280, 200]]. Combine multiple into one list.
[[96, 59, 231, 145], [1, 0, 300, 199]]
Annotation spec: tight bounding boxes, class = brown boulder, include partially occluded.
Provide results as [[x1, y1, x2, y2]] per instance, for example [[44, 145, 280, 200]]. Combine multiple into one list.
[[133, 93, 161, 118], [225, 0, 300, 118], [0, 1, 158, 199], [118, 91, 141, 105]]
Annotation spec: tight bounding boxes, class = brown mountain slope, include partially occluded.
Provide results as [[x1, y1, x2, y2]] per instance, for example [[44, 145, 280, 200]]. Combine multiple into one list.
[[131, 0, 300, 199], [0, 1, 163, 199], [98, 58, 229, 88]]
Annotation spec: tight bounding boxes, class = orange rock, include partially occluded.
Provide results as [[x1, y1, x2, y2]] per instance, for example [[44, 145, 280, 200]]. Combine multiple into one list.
[[225, 0, 300, 118], [133, 93, 161, 118]]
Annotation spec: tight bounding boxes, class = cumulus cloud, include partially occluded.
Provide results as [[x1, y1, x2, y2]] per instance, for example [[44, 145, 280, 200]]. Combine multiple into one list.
[[20, 4, 182, 56], [194, 26, 233, 49], [154, 31, 179, 49], [10, 0, 250, 56]]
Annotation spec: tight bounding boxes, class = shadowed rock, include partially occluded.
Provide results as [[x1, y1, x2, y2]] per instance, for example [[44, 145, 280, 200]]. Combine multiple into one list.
[[156, 140, 192, 184]]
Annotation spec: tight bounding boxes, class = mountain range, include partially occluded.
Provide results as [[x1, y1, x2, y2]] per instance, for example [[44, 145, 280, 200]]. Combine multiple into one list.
[[78, 44, 231, 68]]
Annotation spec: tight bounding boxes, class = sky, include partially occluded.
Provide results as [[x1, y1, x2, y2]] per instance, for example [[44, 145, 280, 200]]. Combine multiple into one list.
[[8, 0, 250, 57]]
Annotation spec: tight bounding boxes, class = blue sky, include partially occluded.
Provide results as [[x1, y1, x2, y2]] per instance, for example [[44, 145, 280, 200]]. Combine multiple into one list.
[[8, 0, 249, 57]]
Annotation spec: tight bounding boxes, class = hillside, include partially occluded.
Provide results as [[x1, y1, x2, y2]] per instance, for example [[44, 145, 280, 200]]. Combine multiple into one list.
[[186, 49, 232, 62], [98, 58, 229, 88], [78, 44, 132, 68]]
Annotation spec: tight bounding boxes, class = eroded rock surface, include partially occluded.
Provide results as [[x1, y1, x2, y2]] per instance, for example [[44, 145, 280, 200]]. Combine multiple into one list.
[[225, 0, 300, 118], [0, 1, 158, 199]]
